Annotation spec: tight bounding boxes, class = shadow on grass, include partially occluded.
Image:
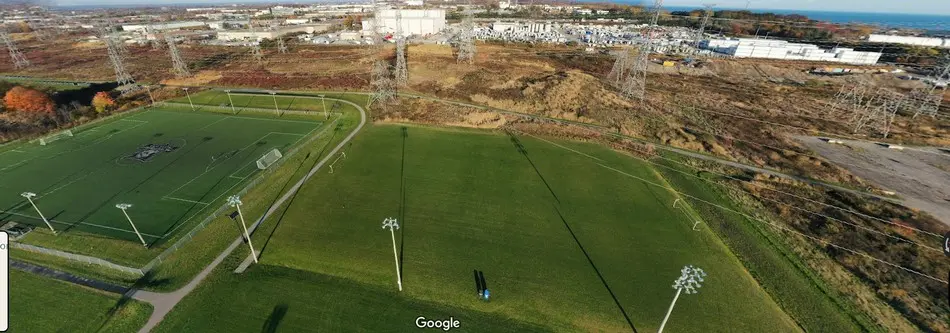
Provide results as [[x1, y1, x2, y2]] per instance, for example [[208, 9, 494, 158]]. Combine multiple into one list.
[[261, 304, 289, 333], [507, 131, 638, 333], [257, 124, 341, 259]]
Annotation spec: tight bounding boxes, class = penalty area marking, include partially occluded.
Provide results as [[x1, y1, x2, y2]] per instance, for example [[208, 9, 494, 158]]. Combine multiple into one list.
[[162, 196, 211, 205]]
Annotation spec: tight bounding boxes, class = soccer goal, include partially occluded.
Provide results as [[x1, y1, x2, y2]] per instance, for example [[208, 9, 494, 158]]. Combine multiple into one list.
[[256, 148, 283, 170], [39, 129, 74, 146]]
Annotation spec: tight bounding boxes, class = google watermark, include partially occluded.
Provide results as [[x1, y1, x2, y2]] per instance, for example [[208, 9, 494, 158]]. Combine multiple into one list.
[[415, 316, 460, 331]]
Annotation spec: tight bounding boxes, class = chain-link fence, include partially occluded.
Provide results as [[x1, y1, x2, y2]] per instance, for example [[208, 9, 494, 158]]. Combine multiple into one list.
[[12, 100, 341, 277], [12, 242, 144, 276]]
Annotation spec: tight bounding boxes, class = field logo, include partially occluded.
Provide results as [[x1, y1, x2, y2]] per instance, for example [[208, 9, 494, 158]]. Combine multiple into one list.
[[131, 143, 179, 162]]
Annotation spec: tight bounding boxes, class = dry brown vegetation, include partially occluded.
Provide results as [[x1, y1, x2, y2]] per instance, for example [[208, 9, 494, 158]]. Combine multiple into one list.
[[5, 32, 950, 332]]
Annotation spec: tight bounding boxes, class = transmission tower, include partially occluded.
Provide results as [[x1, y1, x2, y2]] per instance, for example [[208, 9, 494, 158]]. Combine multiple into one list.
[[394, 11, 408, 86], [248, 21, 263, 65], [101, 27, 135, 88], [28, 21, 47, 42], [852, 89, 904, 138], [164, 33, 190, 78], [618, 0, 663, 100], [831, 78, 873, 120], [607, 47, 630, 86], [147, 16, 165, 50], [0, 29, 30, 69], [368, 60, 396, 107], [274, 24, 288, 54], [908, 61, 949, 118], [695, 4, 715, 45], [106, 20, 130, 58], [456, 0, 476, 64]]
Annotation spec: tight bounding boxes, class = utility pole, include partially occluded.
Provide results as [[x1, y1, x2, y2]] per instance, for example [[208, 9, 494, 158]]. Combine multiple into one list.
[[101, 26, 136, 90], [695, 4, 715, 46], [165, 33, 190, 78], [456, 0, 476, 64], [20, 192, 55, 234], [228, 195, 258, 263], [115, 203, 147, 247], [382, 217, 403, 291], [0, 28, 30, 69], [658, 265, 707, 333], [394, 10, 408, 87]]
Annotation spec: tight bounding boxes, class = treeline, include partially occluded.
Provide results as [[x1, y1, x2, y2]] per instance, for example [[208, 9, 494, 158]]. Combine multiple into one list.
[[0, 82, 116, 142]]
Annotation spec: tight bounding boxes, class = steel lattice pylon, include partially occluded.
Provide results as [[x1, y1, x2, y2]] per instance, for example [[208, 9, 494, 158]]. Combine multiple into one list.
[[368, 60, 396, 108], [165, 33, 190, 78], [908, 61, 949, 119], [0, 29, 30, 70], [394, 11, 408, 87], [695, 4, 715, 45], [101, 27, 135, 90], [607, 47, 630, 86], [456, 0, 476, 64], [274, 24, 288, 54], [618, 0, 662, 101]]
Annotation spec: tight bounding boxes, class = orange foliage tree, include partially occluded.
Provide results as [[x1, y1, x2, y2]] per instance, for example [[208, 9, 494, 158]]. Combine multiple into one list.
[[91, 91, 116, 113], [2, 86, 55, 115]]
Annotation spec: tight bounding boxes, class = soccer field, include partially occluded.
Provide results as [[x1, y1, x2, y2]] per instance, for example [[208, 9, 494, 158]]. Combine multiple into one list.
[[257, 124, 799, 332], [0, 105, 323, 244]]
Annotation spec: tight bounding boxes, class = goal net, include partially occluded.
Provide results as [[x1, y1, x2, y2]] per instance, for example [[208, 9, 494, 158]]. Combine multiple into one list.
[[256, 148, 283, 170], [39, 129, 74, 146]]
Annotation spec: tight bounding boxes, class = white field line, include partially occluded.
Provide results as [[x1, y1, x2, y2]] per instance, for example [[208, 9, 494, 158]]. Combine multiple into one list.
[[159, 116, 338, 238], [0, 210, 162, 239], [165, 131, 281, 199], [196, 116, 233, 131], [162, 196, 211, 205]]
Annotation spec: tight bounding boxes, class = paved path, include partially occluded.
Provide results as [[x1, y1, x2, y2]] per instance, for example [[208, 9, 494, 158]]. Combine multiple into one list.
[[130, 96, 366, 333]]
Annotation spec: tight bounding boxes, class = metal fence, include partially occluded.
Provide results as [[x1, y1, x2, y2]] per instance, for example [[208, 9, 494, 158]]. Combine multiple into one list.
[[12, 242, 145, 276], [12, 99, 341, 277]]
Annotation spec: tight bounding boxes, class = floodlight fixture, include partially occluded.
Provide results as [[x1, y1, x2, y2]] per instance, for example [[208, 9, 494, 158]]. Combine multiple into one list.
[[21, 191, 55, 234], [115, 203, 147, 247], [227, 194, 258, 263], [658, 265, 707, 333], [382, 217, 402, 291]]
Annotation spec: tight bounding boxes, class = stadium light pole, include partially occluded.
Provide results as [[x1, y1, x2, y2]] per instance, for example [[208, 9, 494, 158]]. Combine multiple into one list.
[[224, 89, 236, 114], [228, 195, 258, 263], [183, 87, 195, 111], [658, 265, 707, 333], [318, 94, 327, 119], [20, 192, 55, 234], [115, 203, 147, 247], [382, 217, 402, 291], [269, 91, 279, 116], [144, 85, 155, 106]]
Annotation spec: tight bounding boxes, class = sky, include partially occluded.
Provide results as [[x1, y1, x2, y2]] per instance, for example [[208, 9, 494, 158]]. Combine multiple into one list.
[[50, 0, 950, 15]]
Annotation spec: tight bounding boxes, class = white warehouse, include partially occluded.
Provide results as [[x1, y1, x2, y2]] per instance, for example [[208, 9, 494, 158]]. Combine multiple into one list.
[[703, 38, 882, 65], [868, 34, 948, 48], [361, 9, 446, 37]]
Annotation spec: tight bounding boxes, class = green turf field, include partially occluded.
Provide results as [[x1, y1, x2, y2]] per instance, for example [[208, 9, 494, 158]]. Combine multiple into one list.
[[0, 105, 322, 245], [249, 124, 798, 332], [9, 270, 151, 332]]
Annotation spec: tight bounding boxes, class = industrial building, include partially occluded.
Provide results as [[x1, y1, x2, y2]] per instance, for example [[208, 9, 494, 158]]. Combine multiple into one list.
[[491, 21, 551, 33], [217, 24, 330, 42], [703, 38, 882, 65], [361, 9, 446, 37], [868, 34, 949, 48], [122, 21, 208, 32]]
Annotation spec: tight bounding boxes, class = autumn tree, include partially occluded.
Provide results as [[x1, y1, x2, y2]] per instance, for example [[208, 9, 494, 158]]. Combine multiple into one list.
[[2, 86, 55, 115], [91, 91, 116, 113]]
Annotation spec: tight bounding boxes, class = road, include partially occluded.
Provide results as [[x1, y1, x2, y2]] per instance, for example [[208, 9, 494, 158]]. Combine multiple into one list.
[[130, 96, 365, 332]]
